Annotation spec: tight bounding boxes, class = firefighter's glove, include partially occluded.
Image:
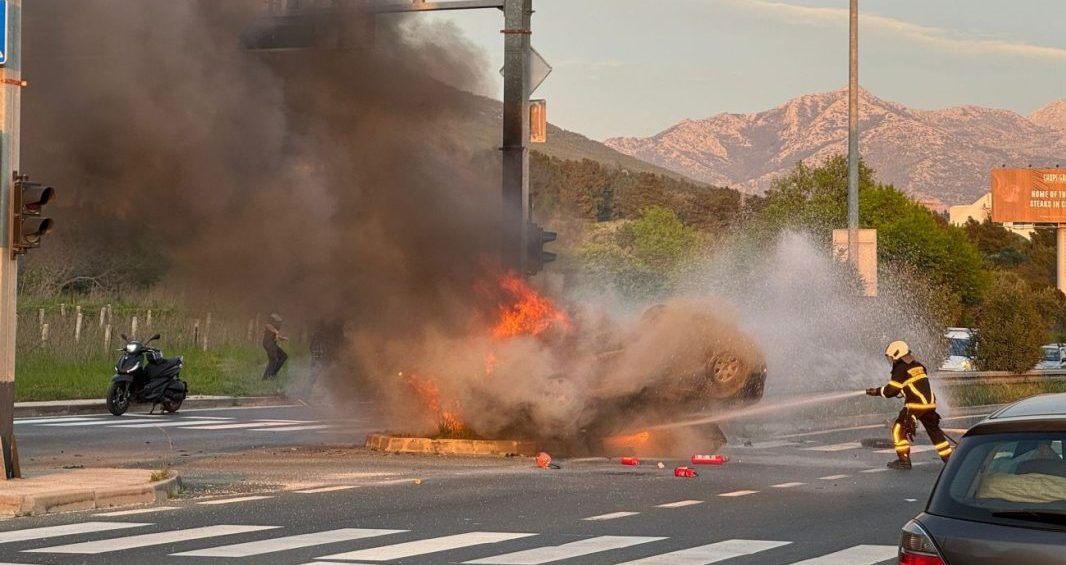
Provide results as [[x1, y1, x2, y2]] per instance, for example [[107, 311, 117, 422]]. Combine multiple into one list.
[[865, 387, 880, 397]]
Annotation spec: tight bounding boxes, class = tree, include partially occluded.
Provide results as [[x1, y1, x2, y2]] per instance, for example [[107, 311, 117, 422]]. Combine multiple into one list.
[[753, 155, 989, 307], [575, 207, 702, 300], [972, 274, 1049, 373]]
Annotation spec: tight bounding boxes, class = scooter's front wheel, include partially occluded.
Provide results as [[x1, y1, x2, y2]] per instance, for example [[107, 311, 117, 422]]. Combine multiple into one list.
[[106, 382, 130, 416]]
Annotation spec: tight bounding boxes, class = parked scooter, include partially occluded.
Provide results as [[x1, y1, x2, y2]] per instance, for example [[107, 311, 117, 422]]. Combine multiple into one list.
[[106, 334, 188, 416]]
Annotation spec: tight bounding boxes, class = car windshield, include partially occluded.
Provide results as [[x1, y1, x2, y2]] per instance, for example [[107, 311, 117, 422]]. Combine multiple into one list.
[[1043, 348, 1060, 362], [929, 432, 1066, 530], [947, 337, 970, 357]]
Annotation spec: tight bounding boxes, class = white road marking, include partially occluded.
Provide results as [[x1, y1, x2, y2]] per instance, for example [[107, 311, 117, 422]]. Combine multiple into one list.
[[13, 417, 100, 425], [771, 482, 805, 489], [876, 445, 935, 454], [26, 525, 278, 554], [110, 420, 229, 429], [465, 535, 666, 564], [818, 475, 850, 481], [0, 522, 150, 544], [718, 490, 758, 497], [583, 512, 640, 521], [175, 528, 404, 557], [319, 532, 534, 561], [295, 485, 358, 494], [788, 544, 897, 564], [803, 442, 862, 452], [861, 468, 890, 474], [250, 424, 333, 432], [656, 500, 703, 508], [94, 506, 180, 517], [906, 498, 918, 502], [183, 422, 303, 430], [615, 539, 791, 565], [198, 496, 274, 505], [41, 419, 161, 427]]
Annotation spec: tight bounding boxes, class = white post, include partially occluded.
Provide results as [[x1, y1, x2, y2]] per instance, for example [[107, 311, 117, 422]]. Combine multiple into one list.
[[99, 307, 106, 327], [203, 312, 212, 351], [74, 311, 83, 343], [40, 323, 48, 343], [131, 316, 139, 339], [59, 303, 66, 318], [104, 324, 112, 352], [146, 309, 152, 329], [36, 308, 43, 327]]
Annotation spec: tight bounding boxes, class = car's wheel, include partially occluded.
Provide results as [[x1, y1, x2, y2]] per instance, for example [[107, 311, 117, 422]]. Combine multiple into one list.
[[106, 382, 130, 416], [704, 351, 750, 398]]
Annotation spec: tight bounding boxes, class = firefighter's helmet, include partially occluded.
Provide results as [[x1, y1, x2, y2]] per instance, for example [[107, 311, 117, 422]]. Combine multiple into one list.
[[885, 340, 910, 361]]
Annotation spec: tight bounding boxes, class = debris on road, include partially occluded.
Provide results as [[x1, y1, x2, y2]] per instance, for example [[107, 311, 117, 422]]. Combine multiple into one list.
[[674, 466, 698, 478], [657, 462, 665, 469], [620, 457, 640, 466], [691, 454, 728, 465]]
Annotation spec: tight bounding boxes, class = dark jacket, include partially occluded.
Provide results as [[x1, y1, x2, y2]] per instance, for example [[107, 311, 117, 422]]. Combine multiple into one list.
[[876, 359, 936, 411]]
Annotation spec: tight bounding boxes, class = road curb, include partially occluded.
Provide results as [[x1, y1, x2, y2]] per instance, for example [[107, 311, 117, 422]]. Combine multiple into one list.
[[0, 474, 181, 517], [14, 396, 288, 418], [366, 433, 537, 457]]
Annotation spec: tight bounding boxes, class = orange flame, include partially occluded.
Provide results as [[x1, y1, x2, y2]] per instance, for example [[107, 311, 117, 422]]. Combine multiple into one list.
[[603, 431, 652, 450], [404, 373, 465, 435], [491, 273, 571, 339]]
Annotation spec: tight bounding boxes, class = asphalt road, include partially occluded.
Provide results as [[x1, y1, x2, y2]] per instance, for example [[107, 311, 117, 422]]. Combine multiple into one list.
[[0, 407, 992, 565]]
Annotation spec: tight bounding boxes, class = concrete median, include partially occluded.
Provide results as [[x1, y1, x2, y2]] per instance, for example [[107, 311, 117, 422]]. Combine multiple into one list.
[[0, 468, 181, 517]]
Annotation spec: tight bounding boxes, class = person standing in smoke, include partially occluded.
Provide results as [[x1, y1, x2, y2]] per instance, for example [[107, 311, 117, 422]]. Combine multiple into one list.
[[262, 313, 289, 380]]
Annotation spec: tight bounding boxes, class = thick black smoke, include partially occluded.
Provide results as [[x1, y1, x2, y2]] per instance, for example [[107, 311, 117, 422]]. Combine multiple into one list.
[[23, 0, 500, 333]]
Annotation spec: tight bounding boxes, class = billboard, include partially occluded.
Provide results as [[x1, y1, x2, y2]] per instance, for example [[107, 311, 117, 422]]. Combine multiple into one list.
[[991, 168, 1066, 224]]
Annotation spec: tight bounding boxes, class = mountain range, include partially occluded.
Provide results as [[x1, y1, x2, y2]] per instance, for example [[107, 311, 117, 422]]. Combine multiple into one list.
[[604, 89, 1066, 206]]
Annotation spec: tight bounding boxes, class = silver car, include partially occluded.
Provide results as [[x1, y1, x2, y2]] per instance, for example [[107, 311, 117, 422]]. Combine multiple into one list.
[[899, 393, 1066, 564]]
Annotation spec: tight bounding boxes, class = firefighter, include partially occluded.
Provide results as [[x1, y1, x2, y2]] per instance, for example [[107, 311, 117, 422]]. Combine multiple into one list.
[[865, 341, 952, 470]]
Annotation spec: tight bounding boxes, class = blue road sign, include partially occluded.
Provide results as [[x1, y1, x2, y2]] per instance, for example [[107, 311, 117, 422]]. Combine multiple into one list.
[[0, 0, 7, 66]]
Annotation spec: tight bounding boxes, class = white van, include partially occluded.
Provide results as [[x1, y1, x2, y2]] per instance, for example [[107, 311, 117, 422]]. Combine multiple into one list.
[[941, 327, 975, 372]]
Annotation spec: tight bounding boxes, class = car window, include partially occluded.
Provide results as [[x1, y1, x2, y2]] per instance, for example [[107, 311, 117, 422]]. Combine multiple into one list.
[[948, 338, 971, 357], [930, 432, 1066, 530]]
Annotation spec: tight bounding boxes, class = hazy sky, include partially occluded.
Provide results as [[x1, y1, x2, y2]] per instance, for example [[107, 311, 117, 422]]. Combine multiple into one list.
[[420, 0, 1066, 140]]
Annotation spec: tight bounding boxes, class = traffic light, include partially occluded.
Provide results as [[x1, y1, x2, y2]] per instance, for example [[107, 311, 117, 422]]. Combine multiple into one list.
[[10, 173, 54, 258], [526, 222, 557, 276]]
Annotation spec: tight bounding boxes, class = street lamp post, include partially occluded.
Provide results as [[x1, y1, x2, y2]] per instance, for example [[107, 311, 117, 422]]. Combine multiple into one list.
[[847, 0, 859, 266]]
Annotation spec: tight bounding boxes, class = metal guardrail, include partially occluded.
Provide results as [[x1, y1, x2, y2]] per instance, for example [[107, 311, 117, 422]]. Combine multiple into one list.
[[934, 369, 1066, 386]]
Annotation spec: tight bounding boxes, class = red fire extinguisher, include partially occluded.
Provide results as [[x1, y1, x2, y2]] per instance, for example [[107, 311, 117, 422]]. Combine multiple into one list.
[[620, 457, 640, 466], [691, 454, 729, 465], [674, 466, 698, 478]]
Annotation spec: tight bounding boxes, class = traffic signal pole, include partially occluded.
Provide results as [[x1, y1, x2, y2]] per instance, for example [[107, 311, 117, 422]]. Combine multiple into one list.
[[501, 0, 532, 274], [0, 0, 22, 480]]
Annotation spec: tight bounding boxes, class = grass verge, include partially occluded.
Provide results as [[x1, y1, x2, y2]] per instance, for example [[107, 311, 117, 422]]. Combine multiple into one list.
[[14, 344, 299, 402]]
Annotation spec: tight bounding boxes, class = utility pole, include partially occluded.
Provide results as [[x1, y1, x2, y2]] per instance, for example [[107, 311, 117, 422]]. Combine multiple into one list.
[[1, 0, 22, 480], [846, 0, 859, 266], [501, 0, 532, 274]]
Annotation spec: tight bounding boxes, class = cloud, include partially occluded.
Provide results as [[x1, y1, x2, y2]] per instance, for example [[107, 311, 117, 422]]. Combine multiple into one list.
[[714, 0, 1066, 62]]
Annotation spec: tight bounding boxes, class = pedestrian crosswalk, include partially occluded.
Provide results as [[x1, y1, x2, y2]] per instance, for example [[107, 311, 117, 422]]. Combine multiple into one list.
[[12, 414, 343, 433], [0, 520, 900, 564]]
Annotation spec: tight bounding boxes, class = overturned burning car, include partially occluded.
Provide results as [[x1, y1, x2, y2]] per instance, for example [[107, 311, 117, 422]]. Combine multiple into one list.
[[387, 275, 766, 456]]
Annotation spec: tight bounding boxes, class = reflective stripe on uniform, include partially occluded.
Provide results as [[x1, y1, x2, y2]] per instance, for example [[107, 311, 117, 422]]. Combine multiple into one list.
[[881, 382, 902, 398], [905, 402, 936, 410]]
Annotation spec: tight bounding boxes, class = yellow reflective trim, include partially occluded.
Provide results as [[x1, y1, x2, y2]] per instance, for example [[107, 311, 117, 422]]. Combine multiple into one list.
[[937, 447, 953, 455], [934, 441, 951, 449], [902, 374, 927, 386], [895, 446, 911, 452], [906, 383, 930, 405], [906, 402, 937, 410]]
